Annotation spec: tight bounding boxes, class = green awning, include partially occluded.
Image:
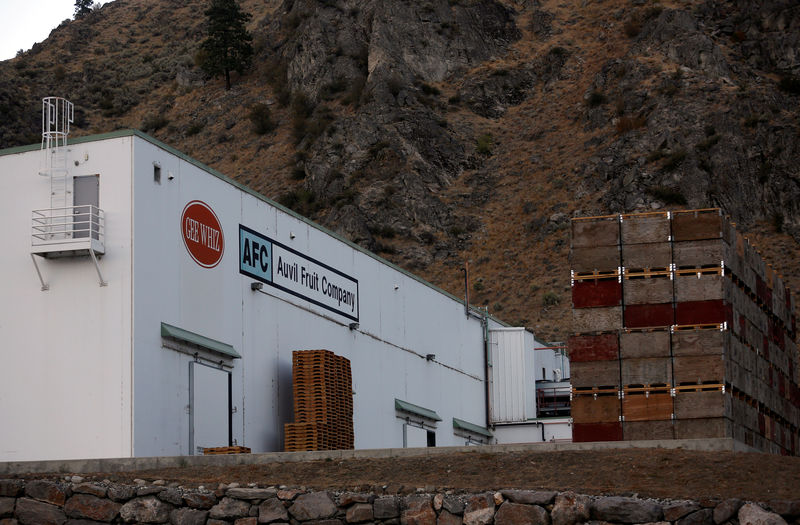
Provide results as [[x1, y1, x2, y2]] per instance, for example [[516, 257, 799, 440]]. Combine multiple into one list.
[[452, 418, 493, 438], [395, 399, 441, 421], [161, 322, 241, 359]]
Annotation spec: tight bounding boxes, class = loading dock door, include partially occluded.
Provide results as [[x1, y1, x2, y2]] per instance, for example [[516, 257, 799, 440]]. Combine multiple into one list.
[[190, 362, 231, 454]]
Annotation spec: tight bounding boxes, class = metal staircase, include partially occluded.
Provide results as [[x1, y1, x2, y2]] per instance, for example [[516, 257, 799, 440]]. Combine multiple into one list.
[[31, 97, 106, 290]]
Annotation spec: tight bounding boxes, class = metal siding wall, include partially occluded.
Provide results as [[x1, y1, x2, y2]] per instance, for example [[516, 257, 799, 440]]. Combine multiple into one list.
[[0, 139, 134, 461], [129, 135, 488, 455], [490, 330, 526, 423], [524, 330, 537, 419]]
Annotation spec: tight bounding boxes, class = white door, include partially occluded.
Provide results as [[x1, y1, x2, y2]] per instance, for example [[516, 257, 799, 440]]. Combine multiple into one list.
[[73, 174, 99, 239], [190, 362, 230, 454], [404, 424, 435, 448]]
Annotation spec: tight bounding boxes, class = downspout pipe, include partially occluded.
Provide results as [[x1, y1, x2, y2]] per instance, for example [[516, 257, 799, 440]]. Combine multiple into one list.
[[482, 307, 491, 430], [462, 264, 492, 430], [461, 263, 470, 318]]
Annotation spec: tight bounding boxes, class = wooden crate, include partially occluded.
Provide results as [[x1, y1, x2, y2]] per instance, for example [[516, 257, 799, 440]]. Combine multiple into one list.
[[674, 417, 731, 439], [673, 239, 724, 268], [621, 357, 672, 386], [624, 303, 674, 329], [572, 422, 623, 442], [673, 355, 724, 384], [572, 215, 620, 248], [571, 360, 621, 388], [623, 420, 675, 440], [671, 326, 724, 357], [673, 390, 728, 419], [675, 299, 726, 325], [620, 212, 671, 244], [573, 306, 623, 333], [621, 242, 671, 271], [619, 329, 670, 359], [568, 333, 619, 362], [572, 279, 622, 309], [672, 209, 722, 242], [571, 394, 621, 424], [723, 238, 742, 277], [623, 275, 674, 305], [622, 391, 673, 421], [571, 245, 621, 273], [675, 274, 724, 303]]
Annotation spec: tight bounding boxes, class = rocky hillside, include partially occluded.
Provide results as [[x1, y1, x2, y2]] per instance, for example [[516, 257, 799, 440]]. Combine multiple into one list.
[[1, 0, 799, 341]]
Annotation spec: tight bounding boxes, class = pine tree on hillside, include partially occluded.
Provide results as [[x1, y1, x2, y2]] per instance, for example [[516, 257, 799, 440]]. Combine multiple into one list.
[[198, 0, 254, 90], [74, 0, 94, 19]]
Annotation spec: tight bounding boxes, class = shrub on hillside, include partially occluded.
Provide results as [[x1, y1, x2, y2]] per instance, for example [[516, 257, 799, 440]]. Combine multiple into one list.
[[248, 103, 275, 135]]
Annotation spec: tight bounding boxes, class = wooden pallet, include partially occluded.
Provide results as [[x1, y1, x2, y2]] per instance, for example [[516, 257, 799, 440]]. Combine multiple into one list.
[[571, 269, 622, 282], [289, 350, 354, 452], [623, 267, 672, 279], [203, 446, 251, 455], [673, 382, 725, 392], [622, 384, 672, 394], [671, 323, 726, 332], [674, 266, 724, 277], [572, 385, 621, 396], [284, 422, 354, 451]]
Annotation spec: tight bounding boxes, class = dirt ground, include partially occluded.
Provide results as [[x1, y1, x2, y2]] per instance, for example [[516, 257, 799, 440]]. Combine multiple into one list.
[[22, 448, 800, 502]]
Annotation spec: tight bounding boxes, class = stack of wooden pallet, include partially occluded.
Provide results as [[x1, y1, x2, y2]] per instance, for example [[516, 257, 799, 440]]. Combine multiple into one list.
[[569, 209, 800, 455], [284, 349, 354, 451], [203, 446, 251, 455]]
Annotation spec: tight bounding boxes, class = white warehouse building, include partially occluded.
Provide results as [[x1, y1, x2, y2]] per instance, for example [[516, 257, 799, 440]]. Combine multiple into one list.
[[0, 100, 570, 461]]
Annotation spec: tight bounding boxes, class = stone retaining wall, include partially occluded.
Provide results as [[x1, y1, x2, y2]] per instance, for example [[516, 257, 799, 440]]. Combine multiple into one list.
[[1, 478, 798, 525]]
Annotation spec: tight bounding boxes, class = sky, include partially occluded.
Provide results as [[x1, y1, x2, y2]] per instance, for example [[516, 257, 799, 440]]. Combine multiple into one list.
[[0, 1, 113, 61]]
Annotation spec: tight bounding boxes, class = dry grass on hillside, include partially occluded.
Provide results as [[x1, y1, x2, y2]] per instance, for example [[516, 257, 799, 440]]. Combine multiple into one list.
[[7, 0, 798, 341]]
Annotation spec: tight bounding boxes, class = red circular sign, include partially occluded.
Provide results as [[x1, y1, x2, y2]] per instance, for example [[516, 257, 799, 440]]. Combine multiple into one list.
[[181, 200, 224, 268]]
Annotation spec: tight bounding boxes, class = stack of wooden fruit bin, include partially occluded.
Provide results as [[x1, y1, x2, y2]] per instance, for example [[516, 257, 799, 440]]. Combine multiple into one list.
[[284, 349, 354, 451], [569, 209, 799, 455]]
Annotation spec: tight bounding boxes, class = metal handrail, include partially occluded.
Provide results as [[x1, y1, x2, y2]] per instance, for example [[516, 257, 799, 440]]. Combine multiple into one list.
[[31, 205, 105, 245]]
